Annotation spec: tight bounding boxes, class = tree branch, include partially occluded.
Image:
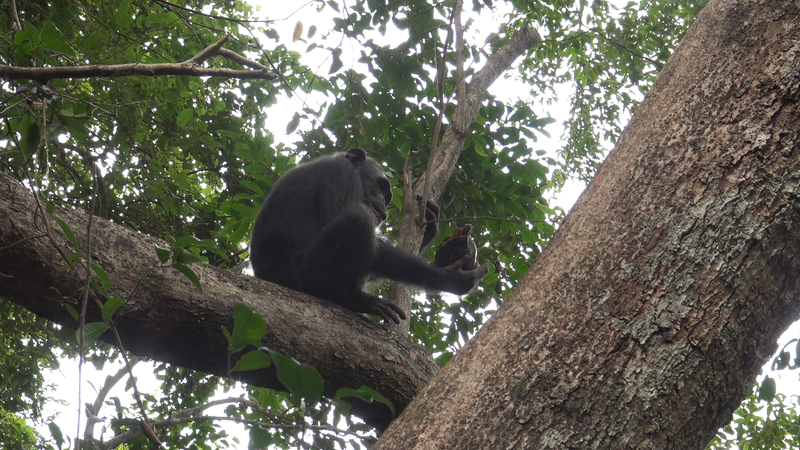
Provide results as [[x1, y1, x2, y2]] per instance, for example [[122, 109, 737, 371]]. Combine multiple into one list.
[[153, 0, 277, 25], [391, 26, 542, 334], [425, 27, 542, 195], [0, 34, 278, 82], [9, 0, 22, 31], [187, 34, 231, 65], [0, 173, 437, 431], [83, 357, 139, 441], [410, 26, 542, 230]]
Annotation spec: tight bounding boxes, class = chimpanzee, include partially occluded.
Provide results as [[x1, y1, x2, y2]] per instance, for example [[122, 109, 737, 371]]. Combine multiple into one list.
[[250, 148, 489, 324]]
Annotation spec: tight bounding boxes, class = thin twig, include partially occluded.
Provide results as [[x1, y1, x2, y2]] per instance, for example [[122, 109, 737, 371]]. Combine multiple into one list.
[[83, 357, 140, 440], [108, 326, 150, 423], [453, 0, 466, 132], [187, 34, 231, 65], [588, 26, 663, 68], [101, 396, 372, 449], [418, 0, 461, 226], [238, 23, 327, 133], [428, 216, 548, 224], [79, 163, 149, 431], [9, 0, 22, 30], [75, 113, 96, 449], [0, 233, 48, 250], [0, 62, 277, 81], [153, 0, 277, 24]]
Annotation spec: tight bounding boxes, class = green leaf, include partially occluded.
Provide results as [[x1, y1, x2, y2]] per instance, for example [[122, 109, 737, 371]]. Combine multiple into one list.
[[102, 297, 126, 322], [66, 304, 79, 322], [795, 339, 800, 367], [774, 350, 790, 370], [14, 29, 29, 45], [286, 112, 300, 134], [51, 215, 78, 249], [229, 303, 266, 351], [250, 425, 274, 447], [20, 114, 41, 156], [24, 22, 40, 49], [91, 263, 112, 292], [331, 398, 352, 415], [335, 385, 395, 417], [39, 39, 75, 56], [48, 422, 64, 449], [154, 245, 170, 264], [436, 352, 454, 366], [39, 21, 60, 41], [329, 49, 343, 74], [232, 350, 272, 371], [172, 263, 203, 292], [758, 376, 776, 402], [177, 109, 193, 127], [13, 40, 33, 66], [173, 235, 202, 247], [118, 0, 133, 28], [76, 322, 109, 345], [173, 248, 204, 264], [268, 350, 324, 407]]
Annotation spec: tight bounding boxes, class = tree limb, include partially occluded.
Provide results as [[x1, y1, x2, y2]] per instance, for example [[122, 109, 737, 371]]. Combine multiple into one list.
[[391, 26, 542, 333], [9, 0, 22, 31], [83, 357, 139, 441], [0, 173, 437, 430], [425, 27, 542, 196], [0, 34, 277, 82]]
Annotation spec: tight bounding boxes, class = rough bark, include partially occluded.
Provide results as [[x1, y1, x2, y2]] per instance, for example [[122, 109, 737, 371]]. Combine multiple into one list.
[[0, 173, 437, 430], [376, 0, 800, 448]]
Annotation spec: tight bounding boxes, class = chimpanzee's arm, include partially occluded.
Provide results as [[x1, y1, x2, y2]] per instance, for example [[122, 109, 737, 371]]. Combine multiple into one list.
[[372, 240, 488, 294]]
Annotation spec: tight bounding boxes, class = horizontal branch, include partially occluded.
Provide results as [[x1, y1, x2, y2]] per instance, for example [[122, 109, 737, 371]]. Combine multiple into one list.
[[0, 34, 277, 82], [0, 172, 436, 430], [0, 64, 278, 81]]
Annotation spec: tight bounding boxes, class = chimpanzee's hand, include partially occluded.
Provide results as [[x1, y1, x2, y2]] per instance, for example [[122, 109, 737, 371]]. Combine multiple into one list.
[[351, 291, 408, 324], [416, 195, 440, 251], [441, 256, 491, 295]]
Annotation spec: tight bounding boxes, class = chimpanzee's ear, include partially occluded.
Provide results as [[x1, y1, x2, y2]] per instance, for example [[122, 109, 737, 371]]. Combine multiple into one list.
[[344, 148, 367, 164]]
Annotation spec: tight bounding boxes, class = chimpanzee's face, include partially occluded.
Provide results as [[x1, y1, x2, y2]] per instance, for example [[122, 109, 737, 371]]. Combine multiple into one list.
[[359, 160, 392, 222]]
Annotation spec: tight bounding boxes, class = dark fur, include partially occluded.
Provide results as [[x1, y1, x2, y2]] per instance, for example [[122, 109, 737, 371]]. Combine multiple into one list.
[[250, 148, 488, 323]]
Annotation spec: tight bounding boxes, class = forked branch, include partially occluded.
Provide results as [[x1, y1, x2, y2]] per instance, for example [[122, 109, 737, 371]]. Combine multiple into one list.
[[0, 34, 278, 82]]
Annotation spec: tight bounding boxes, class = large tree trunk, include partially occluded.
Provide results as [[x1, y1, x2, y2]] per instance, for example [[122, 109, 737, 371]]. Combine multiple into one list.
[[375, 0, 800, 448]]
